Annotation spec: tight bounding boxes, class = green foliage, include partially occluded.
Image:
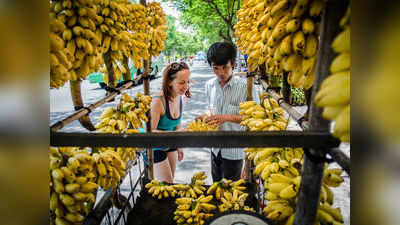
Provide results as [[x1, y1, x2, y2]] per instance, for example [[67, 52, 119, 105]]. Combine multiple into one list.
[[164, 15, 207, 57], [165, 0, 240, 44]]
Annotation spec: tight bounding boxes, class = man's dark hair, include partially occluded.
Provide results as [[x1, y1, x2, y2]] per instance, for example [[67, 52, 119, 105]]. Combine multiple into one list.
[[207, 42, 237, 66]]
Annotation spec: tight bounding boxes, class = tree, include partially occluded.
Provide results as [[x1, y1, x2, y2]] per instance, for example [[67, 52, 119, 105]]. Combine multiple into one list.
[[166, 0, 241, 43], [163, 15, 206, 61]]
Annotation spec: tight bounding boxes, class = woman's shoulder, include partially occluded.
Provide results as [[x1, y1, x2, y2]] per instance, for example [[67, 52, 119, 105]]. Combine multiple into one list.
[[152, 92, 164, 99], [152, 92, 165, 109]]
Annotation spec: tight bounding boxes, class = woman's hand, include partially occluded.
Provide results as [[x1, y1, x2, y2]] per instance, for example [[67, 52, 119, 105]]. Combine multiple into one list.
[[177, 148, 184, 161], [176, 127, 187, 132]]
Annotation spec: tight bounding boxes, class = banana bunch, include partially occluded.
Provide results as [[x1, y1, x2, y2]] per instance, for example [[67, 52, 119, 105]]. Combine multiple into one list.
[[246, 147, 303, 183], [50, 147, 98, 225], [187, 118, 219, 131], [50, 0, 107, 88], [235, 0, 325, 90], [207, 179, 246, 201], [96, 92, 151, 133], [218, 190, 255, 212], [116, 147, 137, 163], [315, 6, 350, 142], [127, 4, 148, 69], [93, 150, 126, 190], [174, 195, 215, 225], [240, 93, 288, 131], [246, 146, 345, 225], [145, 180, 178, 199], [174, 171, 208, 198], [96, 146, 137, 165], [146, 2, 168, 57]]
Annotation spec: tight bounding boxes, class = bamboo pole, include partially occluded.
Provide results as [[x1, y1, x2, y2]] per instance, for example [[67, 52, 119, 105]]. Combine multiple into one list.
[[293, 1, 348, 225], [281, 72, 290, 103], [244, 71, 255, 182], [140, 0, 154, 180]]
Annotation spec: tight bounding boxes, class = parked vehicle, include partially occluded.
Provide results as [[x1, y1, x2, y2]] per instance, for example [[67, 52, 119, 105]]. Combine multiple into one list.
[[87, 60, 163, 88]]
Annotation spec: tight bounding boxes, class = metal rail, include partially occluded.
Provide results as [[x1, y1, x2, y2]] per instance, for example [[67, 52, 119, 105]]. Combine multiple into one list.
[[259, 79, 310, 130], [51, 131, 340, 148], [84, 156, 144, 225], [50, 79, 140, 132]]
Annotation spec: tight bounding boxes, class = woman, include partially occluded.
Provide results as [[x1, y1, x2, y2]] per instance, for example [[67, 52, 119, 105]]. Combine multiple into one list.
[[151, 62, 191, 183]]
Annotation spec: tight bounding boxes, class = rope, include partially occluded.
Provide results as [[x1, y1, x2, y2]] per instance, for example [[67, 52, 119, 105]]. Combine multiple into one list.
[[74, 106, 92, 114]]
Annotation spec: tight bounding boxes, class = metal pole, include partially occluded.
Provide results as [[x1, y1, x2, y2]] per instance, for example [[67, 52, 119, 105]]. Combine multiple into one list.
[[294, 1, 348, 225]]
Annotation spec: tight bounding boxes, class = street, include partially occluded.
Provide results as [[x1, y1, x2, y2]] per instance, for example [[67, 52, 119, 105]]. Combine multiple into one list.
[[50, 61, 349, 225]]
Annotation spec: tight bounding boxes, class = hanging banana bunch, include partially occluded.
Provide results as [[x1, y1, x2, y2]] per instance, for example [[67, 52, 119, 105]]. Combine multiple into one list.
[[49, 147, 98, 225], [315, 5, 350, 142], [95, 92, 151, 162], [127, 3, 148, 69], [146, 2, 168, 58], [93, 150, 126, 190], [240, 92, 289, 131], [243, 145, 345, 225], [49, 0, 106, 88], [235, 0, 325, 90], [95, 92, 151, 132]]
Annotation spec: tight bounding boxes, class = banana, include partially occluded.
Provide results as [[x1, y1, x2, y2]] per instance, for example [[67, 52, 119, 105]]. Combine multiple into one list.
[[302, 18, 315, 34], [332, 105, 350, 140], [292, 31, 305, 55], [320, 203, 344, 222], [330, 52, 350, 73], [304, 34, 318, 59], [286, 19, 300, 33], [322, 106, 345, 120], [279, 184, 297, 199], [279, 34, 293, 56], [332, 26, 350, 52]]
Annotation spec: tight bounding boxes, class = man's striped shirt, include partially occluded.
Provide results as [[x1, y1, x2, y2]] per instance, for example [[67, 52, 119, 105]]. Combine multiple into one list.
[[205, 75, 259, 160]]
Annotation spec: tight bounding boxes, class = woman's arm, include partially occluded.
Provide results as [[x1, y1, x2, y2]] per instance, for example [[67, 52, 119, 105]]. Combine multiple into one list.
[[150, 97, 167, 132]]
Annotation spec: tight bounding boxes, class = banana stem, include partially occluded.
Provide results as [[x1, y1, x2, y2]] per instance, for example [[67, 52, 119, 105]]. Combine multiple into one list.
[[104, 50, 116, 92], [122, 56, 130, 81], [70, 80, 96, 131]]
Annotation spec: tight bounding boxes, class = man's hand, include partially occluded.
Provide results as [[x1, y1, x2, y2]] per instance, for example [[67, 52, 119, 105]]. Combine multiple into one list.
[[177, 148, 184, 161], [205, 114, 227, 126], [194, 114, 207, 122]]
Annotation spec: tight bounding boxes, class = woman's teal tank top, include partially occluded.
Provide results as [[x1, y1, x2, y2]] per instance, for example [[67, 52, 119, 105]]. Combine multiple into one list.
[[153, 95, 182, 151]]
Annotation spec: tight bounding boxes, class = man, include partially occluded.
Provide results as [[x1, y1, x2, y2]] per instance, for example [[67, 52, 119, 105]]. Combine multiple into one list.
[[203, 42, 258, 182]]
